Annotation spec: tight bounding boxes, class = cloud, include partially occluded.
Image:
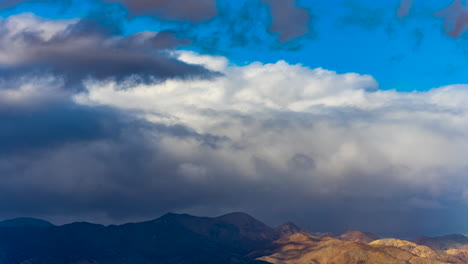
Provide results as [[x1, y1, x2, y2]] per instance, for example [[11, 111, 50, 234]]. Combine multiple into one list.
[[0, 14, 216, 90], [2, 13, 468, 236], [0, 102, 122, 156], [435, 0, 468, 38], [64, 52, 468, 236], [262, 0, 313, 42], [395, 0, 468, 39]]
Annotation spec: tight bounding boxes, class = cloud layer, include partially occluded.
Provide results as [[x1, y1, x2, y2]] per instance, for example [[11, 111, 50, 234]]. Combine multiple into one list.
[[1, 10, 468, 238], [75, 51, 468, 236]]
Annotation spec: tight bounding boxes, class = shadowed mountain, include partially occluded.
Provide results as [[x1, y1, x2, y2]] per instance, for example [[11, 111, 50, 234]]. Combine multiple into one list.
[[0, 217, 54, 228], [414, 234, 468, 250], [0, 213, 277, 264], [153, 212, 280, 253]]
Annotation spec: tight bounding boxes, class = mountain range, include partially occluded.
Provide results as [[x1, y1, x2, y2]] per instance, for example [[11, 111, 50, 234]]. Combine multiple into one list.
[[0, 213, 467, 264]]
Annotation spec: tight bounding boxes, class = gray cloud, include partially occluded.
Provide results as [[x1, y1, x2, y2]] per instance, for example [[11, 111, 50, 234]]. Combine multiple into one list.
[[1, 101, 466, 238], [0, 103, 121, 156], [1, 53, 467, 238], [0, 15, 215, 90], [262, 0, 313, 42], [435, 0, 468, 38]]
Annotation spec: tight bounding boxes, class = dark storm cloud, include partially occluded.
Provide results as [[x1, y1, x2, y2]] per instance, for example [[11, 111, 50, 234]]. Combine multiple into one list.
[[0, 103, 121, 156], [103, 0, 218, 22], [0, 107, 464, 238], [0, 17, 215, 89], [262, 0, 313, 42], [0, 105, 226, 222]]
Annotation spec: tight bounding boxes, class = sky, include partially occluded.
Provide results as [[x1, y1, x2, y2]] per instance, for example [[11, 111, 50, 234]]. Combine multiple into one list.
[[1, 0, 468, 238]]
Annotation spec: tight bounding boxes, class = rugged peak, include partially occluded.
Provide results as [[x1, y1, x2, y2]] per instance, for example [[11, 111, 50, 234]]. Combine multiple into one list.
[[159, 212, 194, 220], [338, 229, 379, 243], [0, 217, 54, 228], [216, 212, 259, 222], [275, 222, 302, 236]]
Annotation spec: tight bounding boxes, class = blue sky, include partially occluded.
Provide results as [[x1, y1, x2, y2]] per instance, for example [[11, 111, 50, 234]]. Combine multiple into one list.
[[3, 0, 468, 91]]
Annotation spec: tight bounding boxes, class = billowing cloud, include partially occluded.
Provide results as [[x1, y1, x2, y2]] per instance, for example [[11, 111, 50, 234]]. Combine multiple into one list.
[[1, 51, 462, 237], [0, 14, 215, 89], [262, 0, 312, 42]]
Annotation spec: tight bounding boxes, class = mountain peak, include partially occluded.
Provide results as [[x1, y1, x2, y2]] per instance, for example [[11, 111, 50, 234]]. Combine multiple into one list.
[[275, 222, 302, 236], [0, 217, 54, 228], [338, 229, 379, 243], [160, 212, 193, 219], [216, 212, 257, 221]]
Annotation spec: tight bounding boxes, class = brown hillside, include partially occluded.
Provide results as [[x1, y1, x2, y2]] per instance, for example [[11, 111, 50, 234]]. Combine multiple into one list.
[[256, 233, 452, 264]]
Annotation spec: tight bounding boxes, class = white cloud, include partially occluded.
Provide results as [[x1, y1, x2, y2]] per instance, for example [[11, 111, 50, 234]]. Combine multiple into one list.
[[75, 52, 468, 206]]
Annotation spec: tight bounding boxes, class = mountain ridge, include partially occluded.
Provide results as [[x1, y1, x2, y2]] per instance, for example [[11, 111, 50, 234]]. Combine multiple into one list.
[[1, 213, 468, 264]]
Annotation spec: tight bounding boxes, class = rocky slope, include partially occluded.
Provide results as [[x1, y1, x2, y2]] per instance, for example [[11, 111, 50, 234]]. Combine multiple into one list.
[[256, 233, 464, 264], [370, 238, 439, 258]]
